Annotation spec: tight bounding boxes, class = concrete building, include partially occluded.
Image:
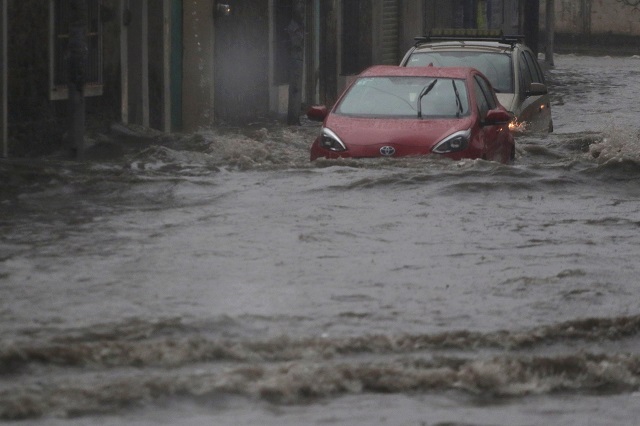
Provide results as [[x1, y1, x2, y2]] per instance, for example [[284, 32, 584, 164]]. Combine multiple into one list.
[[2, 0, 546, 158], [540, 0, 640, 54]]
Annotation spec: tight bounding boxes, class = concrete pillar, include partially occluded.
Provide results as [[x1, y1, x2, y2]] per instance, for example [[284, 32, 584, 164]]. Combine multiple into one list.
[[1, 0, 6, 157], [182, 0, 213, 131], [126, 0, 149, 128], [120, 0, 129, 124], [545, 0, 555, 66], [162, 0, 171, 132], [581, 0, 591, 34], [68, 0, 88, 159], [523, 0, 540, 54], [319, 0, 338, 106]]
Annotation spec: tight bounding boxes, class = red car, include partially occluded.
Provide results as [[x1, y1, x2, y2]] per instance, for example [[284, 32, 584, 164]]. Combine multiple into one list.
[[307, 65, 515, 163]]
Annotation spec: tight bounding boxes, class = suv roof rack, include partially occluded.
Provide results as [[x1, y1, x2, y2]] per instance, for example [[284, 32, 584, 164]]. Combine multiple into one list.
[[414, 29, 525, 46]]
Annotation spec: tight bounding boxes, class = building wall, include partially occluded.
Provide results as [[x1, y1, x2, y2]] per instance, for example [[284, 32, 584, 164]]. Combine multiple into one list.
[[400, 0, 424, 52], [554, 0, 640, 36], [539, 0, 640, 54], [591, 0, 640, 35], [7, 0, 60, 156], [422, 0, 522, 35], [554, 0, 586, 33], [6, 0, 123, 156]]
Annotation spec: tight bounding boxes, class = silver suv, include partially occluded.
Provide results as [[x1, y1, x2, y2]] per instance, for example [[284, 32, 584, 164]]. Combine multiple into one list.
[[400, 30, 553, 133]]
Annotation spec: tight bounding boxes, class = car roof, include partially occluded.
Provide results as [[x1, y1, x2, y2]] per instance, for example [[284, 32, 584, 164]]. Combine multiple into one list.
[[411, 41, 519, 54], [358, 65, 475, 79], [409, 29, 531, 55]]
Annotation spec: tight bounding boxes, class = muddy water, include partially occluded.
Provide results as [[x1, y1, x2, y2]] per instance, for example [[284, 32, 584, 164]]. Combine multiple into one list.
[[1, 54, 640, 425]]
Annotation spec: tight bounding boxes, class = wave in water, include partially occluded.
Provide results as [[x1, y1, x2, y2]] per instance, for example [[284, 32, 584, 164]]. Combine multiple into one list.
[[2, 315, 639, 420]]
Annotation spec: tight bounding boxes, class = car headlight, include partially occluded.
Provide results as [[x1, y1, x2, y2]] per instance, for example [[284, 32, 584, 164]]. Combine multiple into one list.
[[320, 128, 347, 152], [432, 129, 471, 154]]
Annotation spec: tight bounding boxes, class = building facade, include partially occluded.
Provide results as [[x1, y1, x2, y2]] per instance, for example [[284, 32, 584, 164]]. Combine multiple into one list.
[[540, 0, 640, 53], [1, 0, 551, 158]]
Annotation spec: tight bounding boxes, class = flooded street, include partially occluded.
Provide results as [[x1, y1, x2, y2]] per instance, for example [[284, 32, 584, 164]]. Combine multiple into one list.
[[2, 54, 640, 425]]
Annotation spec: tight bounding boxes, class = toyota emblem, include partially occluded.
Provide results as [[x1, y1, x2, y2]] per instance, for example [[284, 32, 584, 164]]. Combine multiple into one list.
[[380, 146, 396, 157]]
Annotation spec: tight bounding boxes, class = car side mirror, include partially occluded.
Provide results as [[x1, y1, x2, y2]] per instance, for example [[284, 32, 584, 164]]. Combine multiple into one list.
[[484, 108, 512, 126], [307, 105, 328, 122], [526, 82, 548, 97]]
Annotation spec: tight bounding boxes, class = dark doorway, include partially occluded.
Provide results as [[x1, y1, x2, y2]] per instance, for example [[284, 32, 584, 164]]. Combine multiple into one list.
[[341, 0, 371, 76], [213, 0, 269, 123], [274, 0, 293, 86]]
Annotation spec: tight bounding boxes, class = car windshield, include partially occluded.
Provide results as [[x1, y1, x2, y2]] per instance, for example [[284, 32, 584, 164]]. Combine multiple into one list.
[[406, 51, 513, 94], [336, 76, 470, 118]]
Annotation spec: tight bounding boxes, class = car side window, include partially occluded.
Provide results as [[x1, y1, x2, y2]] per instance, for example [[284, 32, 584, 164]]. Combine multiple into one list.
[[522, 50, 544, 84], [473, 78, 490, 119], [519, 52, 534, 92], [474, 75, 497, 110]]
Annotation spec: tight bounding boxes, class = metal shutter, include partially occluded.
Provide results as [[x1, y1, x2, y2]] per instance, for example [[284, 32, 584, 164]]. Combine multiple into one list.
[[381, 0, 399, 65]]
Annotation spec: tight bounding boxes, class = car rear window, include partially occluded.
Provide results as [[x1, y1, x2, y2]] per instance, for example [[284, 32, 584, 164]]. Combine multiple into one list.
[[336, 76, 470, 118], [406, 51, 513, 94]]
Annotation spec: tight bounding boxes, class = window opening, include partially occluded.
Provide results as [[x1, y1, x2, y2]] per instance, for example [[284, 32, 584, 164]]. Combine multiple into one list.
[[50, 0, 103, 100]]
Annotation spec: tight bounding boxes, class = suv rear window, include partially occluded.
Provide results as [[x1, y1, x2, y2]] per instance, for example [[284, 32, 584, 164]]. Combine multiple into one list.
[[405, 51, 513, 94]]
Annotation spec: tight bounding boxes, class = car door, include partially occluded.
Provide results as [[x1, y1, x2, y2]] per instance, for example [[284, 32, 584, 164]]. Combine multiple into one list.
[[516, 49, 553, 132], [473, 75, 509, 162]]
